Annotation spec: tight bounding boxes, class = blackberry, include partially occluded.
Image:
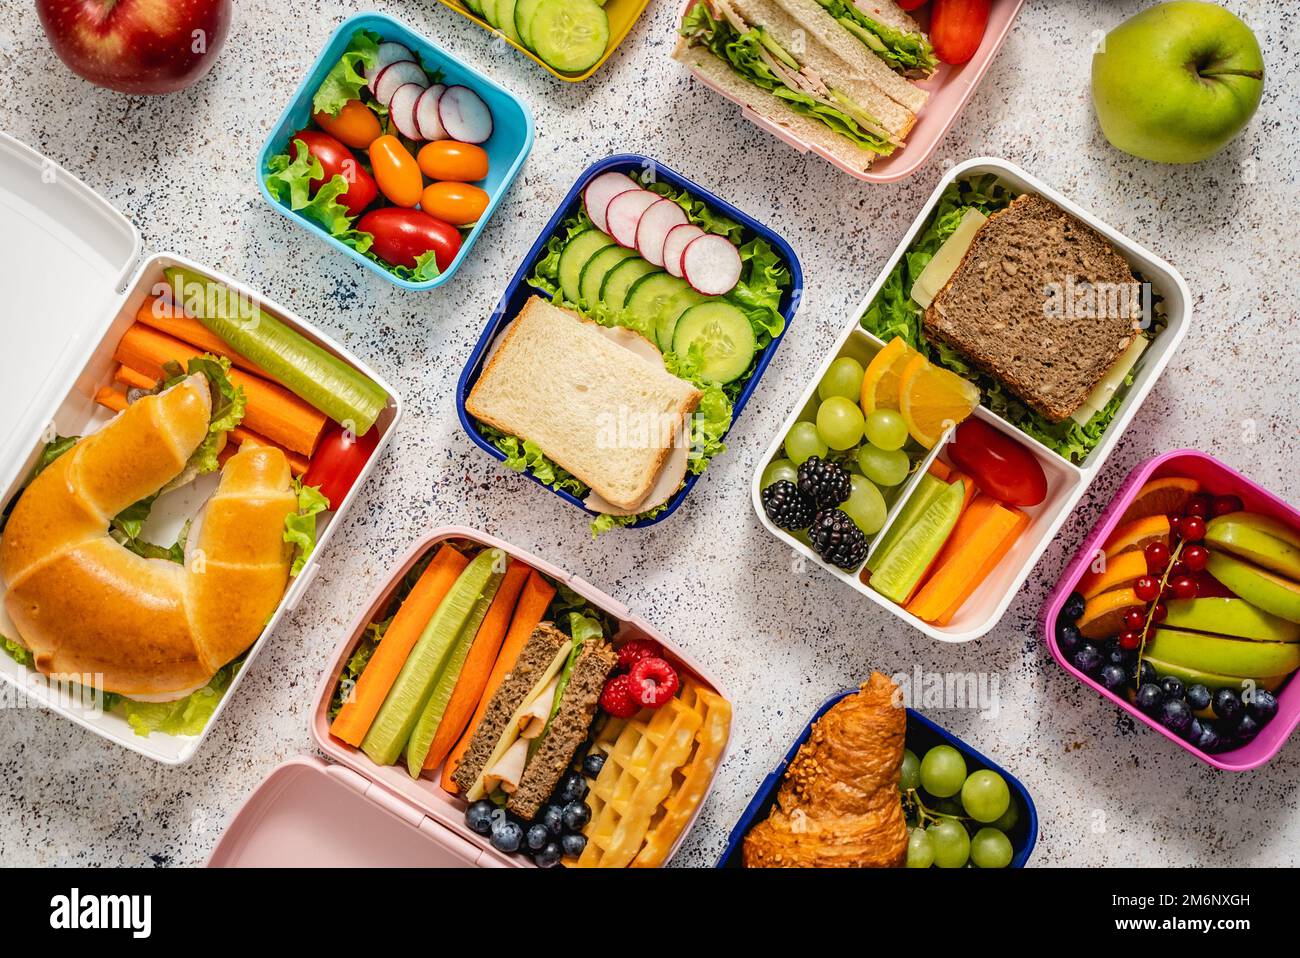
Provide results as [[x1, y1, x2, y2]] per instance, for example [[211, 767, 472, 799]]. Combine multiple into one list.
[[809, 509, 869, 569], [797, 456, 851, 510], [761, 480, 815, 531]]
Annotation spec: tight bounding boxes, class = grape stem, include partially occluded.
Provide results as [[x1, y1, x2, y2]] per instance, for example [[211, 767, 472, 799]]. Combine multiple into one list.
[[902, 787, 972, 827]]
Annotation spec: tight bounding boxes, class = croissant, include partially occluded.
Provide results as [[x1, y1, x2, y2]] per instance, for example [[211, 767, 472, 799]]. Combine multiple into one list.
[[0, 374, 298, 698], [743, 672, 909, 867]]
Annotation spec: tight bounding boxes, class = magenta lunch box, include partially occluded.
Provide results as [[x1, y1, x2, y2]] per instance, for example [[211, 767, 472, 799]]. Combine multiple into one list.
[[208, 526, 733, 867], [1042, 450, 1300, 772], [677, 0, 1025, 182]]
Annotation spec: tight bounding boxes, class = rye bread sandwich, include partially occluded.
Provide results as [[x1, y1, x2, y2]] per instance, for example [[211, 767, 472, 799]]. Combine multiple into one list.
[[923, 193, 1143, 424], [453, 621, 617, 820]]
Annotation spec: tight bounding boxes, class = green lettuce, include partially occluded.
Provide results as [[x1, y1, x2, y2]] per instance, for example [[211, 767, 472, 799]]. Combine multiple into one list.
[[329, 617, 388, 720], [812, 0, 938, 76], [0, 435, 79, 534], [113, 657, 244, 737], [264, 141, 375, 255], [284, 480, 331, 576], [479, 424, 590, 498], [312, 30, 381, 117], [1, 636, 32, 668]]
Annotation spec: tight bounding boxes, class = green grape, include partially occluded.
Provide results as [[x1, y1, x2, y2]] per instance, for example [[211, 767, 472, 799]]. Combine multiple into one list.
[[930, 795, 965, 818], [970, 827, 1013, 868], [841, 475, 887, 535], [906, 827, 934, 868], [961, 769, 1011, 823], [762, 458, 799, 489], [818, 356, 865, 402], [815, 396, 864, 451], [919, 745, 967, 798], [990, 798, 1020, 834], [899, 748, 920, 793], [784, 422, 828, 465], [864, 408, 908, 451], [857, 444, 910, 487], [927, 819, 970, 868]]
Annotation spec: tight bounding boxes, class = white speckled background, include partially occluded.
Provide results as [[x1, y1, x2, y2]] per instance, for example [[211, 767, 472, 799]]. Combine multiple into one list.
[[1, 0, 1297, 867]]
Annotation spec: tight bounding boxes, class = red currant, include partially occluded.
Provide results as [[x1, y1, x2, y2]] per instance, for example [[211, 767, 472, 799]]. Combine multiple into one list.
[[1143, 541, 1170, 573], [1122, 608, 1146, 630], [1134, 576, 1160, 601], [1170, 560, 1189, 578], [1180, 515, 1206, 541], [1185, 495, 1211, 518], [1183, 544, 1208, 571], [1152, 601, 1168, 622], [1118, 631, 1141, 650], [1211, 495, 1242, 516], [1169, 515, 1183, 535], [1170, 575, 1198, 600]]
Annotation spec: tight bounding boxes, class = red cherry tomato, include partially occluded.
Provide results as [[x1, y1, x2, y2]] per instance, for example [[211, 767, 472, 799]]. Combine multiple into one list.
[[929, 0, 990, 65], [303, 423, 380, 508], [897, 0, 928, 9], [356, 207, 463, 272], [290, 129, 377, 218], [945, 418, 1047, 507]]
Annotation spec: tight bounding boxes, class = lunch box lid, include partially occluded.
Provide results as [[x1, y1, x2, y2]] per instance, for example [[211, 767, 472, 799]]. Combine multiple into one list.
[[0, 132, 142, 497]]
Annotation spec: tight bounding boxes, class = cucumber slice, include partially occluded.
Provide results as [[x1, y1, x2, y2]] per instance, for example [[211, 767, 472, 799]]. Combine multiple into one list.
[[623, 272, 706, 351], [360, 550, 505, 767], [404, 568, 503, 776], [558, 228, 616, 304], [671, 300, 757, 384], [164, 266, 388, 433], [865, 474, 944, 573], [600, 259, 660, 309], [528, 0, 610, 73], [578, 245, 637, 307], [497, 0, 521, 42], [868, 480, 965, 600], [515, 0, 545, 48]]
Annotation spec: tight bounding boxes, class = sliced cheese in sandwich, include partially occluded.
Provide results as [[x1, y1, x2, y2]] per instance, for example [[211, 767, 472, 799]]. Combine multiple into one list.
[[1070, 335, 1148, 426], [911, 208, 988, 309]]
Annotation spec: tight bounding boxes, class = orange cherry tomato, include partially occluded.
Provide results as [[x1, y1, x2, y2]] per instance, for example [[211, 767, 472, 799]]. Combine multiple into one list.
[[420, 181, 489, 227], [416, 141, 490, 182], [313, 99, 382, 149], [368, 135, 423, 208]]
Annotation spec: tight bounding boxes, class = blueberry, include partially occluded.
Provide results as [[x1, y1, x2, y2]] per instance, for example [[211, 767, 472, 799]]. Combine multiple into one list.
[[581, 752, 606, 778], [525, 823, 550, 852], [1195, 723, 1223, 753], [1235, 714, 1260, 740], [1159, 676, 1185, 700], [1102, 641, 1131, 667], [1072, 643, 1103, 676], [465, 800, 496, 836], [1184, 718, 1203, 742], [562, 800, 592, 831], [1158, 698, 1192, 734], [1100, 664, 1128, 692], [1212, 688, 1244, 723], [560, 832, 587, 858], [1130, 660, 1157, 688], [1185, 684, 1211, 712], [540, 804, 565, 837], [556, 771, 588, 805], [1056, 620, 1082, 655], [1135, 683, 1165, 715], [490, 818, 524, 854], [1247, 690, 1278, 724], [533, 842, 563, 868], [1062, 592, 1086, 621]]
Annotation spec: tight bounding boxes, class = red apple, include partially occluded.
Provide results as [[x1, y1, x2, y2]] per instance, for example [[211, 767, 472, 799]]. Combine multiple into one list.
[[36, 0, 232, 95]]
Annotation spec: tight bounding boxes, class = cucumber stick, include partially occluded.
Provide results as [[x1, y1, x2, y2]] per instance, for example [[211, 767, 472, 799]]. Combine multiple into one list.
[[361, 549, 505, 767], [164, 266, 389, 434], [404, 567, 503, 776]]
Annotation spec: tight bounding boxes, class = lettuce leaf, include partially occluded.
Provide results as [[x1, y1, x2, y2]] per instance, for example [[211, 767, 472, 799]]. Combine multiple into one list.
[[264, 143, 375, 255], [161, 355, 247, 478], [478, 424, 590, 498], [312, 30, 381, 117], [0, 435, 79, 534], [812, 0, 938, 76], [115, 656, 244, 737], [329, 617, 388, 720], [284, 479, 330, 576], [1, 635, 32, 668]]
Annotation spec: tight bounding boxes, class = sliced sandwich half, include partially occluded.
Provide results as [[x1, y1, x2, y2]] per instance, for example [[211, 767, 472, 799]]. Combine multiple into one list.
[[811, 0, 939, 82]]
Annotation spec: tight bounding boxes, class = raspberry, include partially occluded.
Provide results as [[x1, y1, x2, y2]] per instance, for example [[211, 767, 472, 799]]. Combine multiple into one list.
[[599, 675, 639, 718], [627, 657, 679, 709], [616, 638, 663, 672]]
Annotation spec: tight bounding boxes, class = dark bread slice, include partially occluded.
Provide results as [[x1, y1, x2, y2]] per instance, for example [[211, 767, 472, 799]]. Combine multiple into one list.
[[506, 639, 617, 820], [923, 193, 1140, 423], [450, 622, 567, 794]]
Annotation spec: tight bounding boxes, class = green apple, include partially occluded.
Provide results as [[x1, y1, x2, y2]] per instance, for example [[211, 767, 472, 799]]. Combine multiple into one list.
[[1091, 1, 1264, 163]]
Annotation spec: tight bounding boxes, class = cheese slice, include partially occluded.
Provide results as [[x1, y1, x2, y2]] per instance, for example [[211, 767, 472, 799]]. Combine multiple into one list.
[[483, 738, 531, 795], [910, 208, 989, 309], [1070, 335, 1148, 426], [518, 676, 560, 740]]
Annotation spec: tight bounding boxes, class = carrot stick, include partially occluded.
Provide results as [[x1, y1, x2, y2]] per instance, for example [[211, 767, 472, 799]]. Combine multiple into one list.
[[440, 569, 556, 793], [330, 545, 471, 747], [422, 559, 531, 771], [114, 324, 327, 456], [901, 472, 977, 606], [134, 296, 270, 378]]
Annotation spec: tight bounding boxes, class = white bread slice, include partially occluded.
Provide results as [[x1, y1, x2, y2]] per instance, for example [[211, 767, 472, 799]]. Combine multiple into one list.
[[467, 298, 702, 511], [855, 0, 922, 35]]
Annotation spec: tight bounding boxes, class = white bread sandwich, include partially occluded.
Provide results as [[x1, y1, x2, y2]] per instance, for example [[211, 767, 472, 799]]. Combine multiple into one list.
[[466, 297, 702, 514]]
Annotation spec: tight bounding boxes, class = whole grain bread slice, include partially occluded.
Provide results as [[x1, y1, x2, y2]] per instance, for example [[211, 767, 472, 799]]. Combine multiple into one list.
[[923, 193, 1141, 423]]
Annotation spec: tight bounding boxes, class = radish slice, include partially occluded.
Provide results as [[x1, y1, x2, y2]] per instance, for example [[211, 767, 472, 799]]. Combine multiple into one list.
[[415, 84, 448, 140], [366, 42, 415, 85], [662, 224, 704, 279], [682, 234, 743, 295], [438, 86, 493, 144], [373, 61, 427, 108], [583, 172, 638, 234], [605, 190, 659, 248], [390, 83, 425, 140], [635, 199, 689, 267]]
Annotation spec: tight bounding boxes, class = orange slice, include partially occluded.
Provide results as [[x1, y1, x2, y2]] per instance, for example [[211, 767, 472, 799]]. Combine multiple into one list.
[[1104, 514, 1171, 558], [1077, 587, 1143, 640], [898, 355, 980, 448], [1118, 477, 1200, 526], [860, 336, 915, 414], [1077, 550, 1149, 600]]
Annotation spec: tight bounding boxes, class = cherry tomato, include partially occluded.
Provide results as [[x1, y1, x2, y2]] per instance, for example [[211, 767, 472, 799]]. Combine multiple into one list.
[[312, 99, 383, 149], [929, 0, 990, 65], [289, 129, 377, 218], [303, 423, 380, 508], [356, 207, 462, 271], [420, 181, 489, 227], [897, 0, 927, 8], [945, 418, 1047, 507], [368, 134, 423, 208], [417, 141, 490, 182]]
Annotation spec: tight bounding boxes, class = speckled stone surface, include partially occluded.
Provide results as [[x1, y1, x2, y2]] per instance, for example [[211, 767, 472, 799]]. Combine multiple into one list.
[[1, 0, 1297, 868]]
